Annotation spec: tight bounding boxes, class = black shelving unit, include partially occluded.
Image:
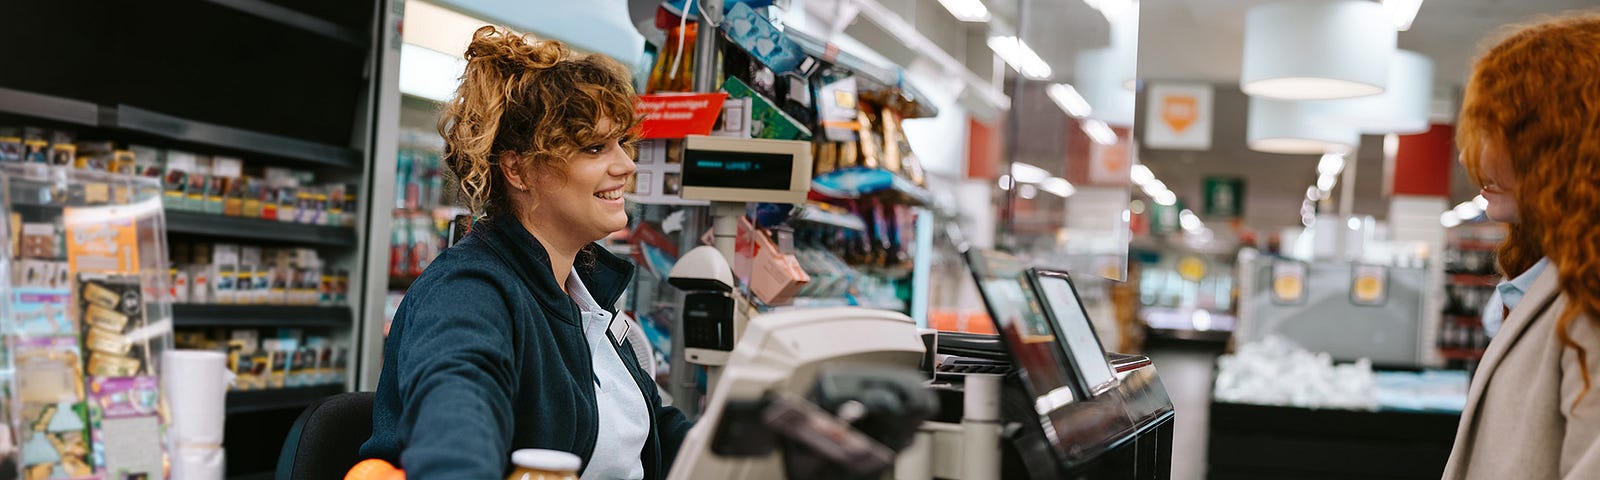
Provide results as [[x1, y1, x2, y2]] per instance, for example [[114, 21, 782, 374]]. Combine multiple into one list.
[[103, 104, 362, 170], [226, 385, 344, 415], [0, 89, 363, 170], [173, 304, 353, 328], [165, 210, 358, 247], [0, 87, 98, 127], [1, 3, 380, 477]]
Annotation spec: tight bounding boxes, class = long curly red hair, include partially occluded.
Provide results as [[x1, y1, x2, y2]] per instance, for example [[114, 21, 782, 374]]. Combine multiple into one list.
[[1458, 13, 1600, 405]]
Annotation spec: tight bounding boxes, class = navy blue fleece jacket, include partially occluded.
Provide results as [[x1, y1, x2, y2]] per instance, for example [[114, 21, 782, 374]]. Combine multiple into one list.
[[359, 218, 693, 479]]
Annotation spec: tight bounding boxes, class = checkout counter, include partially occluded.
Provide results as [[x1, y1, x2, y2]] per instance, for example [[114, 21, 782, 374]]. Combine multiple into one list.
[[666, 248, 1175, 479]]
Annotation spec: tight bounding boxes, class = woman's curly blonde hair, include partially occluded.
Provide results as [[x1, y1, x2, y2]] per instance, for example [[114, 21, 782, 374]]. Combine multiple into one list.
[[1458, 12, 1600, 406], [439, 25, 639, 219]]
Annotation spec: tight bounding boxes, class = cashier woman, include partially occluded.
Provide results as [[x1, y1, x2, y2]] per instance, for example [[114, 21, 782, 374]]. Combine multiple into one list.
[[358, 26, 692, 479], [1442, 14, 1600, 480]]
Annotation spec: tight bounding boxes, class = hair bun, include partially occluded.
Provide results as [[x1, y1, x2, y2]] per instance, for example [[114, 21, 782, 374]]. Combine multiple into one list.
[[464, 25, 570, 72]]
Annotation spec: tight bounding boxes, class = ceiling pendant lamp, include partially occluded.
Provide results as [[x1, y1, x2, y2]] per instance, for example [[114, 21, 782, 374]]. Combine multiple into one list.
[[1248, 97, 1360, 154], [1308, 50, 1435, 135], [1241, 0, 1396, 100]]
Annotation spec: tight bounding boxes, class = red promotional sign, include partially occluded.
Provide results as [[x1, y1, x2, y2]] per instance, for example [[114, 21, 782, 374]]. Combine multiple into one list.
[[635, 93, 727, 139]]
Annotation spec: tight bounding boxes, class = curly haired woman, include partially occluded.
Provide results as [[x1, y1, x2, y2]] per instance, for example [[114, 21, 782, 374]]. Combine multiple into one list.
[[1443, 13, 1600, 480], [359, 26, 691, 479]]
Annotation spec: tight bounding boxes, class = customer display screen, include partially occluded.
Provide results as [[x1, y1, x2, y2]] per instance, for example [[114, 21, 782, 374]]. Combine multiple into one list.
[[964, 250, 1080, 409], [681, 150, 793, 190], [1032, 272, 1117, 393]]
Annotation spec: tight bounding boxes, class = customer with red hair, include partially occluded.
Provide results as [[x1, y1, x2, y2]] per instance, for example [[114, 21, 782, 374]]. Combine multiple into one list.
[[1443, 12, 1600, 480]]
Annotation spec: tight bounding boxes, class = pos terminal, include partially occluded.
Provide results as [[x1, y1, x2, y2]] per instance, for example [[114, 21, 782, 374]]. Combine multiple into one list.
[[954, 249, 1175, 479]]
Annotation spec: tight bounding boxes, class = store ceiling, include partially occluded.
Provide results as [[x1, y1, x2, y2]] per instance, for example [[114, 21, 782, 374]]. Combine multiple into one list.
[[1135, 0, 1598, 87]]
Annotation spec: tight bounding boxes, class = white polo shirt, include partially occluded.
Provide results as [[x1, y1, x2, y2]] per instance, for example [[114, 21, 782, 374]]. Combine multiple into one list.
[[566, 268, 649, 480]]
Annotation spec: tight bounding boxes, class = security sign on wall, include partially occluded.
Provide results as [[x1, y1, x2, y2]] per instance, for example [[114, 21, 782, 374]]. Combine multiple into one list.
[[1145, 83, 1213, 150]]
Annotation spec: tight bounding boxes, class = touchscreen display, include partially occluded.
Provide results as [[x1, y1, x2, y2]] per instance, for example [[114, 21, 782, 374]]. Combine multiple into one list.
[[1034, 274, 1117, 392], [965, 251, 1080, 410]]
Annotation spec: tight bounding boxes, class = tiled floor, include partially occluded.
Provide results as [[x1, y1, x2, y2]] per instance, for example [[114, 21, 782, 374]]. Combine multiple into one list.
[[1147, 345, 1224, 480]]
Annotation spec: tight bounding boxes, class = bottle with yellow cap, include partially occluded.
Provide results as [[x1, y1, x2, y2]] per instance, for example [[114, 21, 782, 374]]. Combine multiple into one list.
[[507, 449, 581, 480]]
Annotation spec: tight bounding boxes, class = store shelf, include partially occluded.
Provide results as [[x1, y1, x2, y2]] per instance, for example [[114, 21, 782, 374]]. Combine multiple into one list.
[[1454, 239, 1500, 252], [1448, 273, 1499, 287], [811, 167, 932, 206], [1, 87, 363, 170], [0, 87, 100, 127], [785, 24, 938, 118], [1446, 315, 1482, 327], [226, 385, 344, 415], [389, 273, 419, 291], [793, 205, 867, 231], [204, 0, 366, 47], [165, 210, 357, 247], [102, 105, 362, 170], [173, 304, 352, 328], [1438, 348, 1487, 361]]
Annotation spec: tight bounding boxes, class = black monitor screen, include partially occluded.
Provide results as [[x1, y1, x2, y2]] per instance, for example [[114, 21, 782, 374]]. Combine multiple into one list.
[[1031, 270, 1116, 393], [682, 150, 793, 190], [964, 250, 1081, 410]]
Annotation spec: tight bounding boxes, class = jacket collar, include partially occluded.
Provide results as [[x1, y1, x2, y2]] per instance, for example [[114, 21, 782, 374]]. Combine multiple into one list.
[[472, 218, 636, 325], [1458, 264, 1562, 428]]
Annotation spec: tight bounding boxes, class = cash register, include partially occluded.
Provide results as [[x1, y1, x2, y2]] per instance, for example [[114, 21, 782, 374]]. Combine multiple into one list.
[[666, 248, 1174, 479]]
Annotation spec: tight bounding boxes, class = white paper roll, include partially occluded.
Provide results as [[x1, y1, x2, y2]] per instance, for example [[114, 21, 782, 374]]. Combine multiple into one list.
[[162, 350, 233, 445], [173, 445, 224, 480]]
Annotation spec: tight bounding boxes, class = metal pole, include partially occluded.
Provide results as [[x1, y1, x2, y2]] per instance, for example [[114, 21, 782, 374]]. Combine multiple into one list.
[[999, 0, 1030, 251], [672, 0, 725, 417]]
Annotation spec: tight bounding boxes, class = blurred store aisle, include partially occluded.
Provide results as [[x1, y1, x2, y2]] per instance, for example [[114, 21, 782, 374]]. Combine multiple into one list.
[[1148, 342, 1226, 480]]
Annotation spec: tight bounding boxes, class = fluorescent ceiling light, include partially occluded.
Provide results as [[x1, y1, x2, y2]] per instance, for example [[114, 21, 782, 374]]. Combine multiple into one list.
[[1130, 164, 1155, 186], [998, 174, 1014, 190], [988, 35, 1054, 80], [400, 43, 467, 103], [1317, 153, 1346, 177], [1082, 119, 1118, 145], [1453, 202, 1481, 220], [1154, 190, 1177, 206], [1440, 211, 1461, 228], [1140, 180, 1167, 198], [1316, 174, 1336, 192], [1047, 83, 1093, 118], [1306, 186, 1321, 201], [1347, 217, 1362, 230], [1011, 162, 1051, 184], [404, 0, 492, 57], [1179, 209, 1203, 231], [1472, 195, 1488, 210], [1041, 177, 1077, 198], [1383, 0, 1424, 31], [1018, 183, 1039, 199], [938, 0, 991, 22]]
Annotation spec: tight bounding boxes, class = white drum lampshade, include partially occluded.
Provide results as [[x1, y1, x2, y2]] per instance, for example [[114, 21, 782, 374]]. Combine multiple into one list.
[[1248, 97, 1361, 154], [1241, 0, 1396, 100], [1308, 50, 1434, 135], [1076, 48, 1137, 127]]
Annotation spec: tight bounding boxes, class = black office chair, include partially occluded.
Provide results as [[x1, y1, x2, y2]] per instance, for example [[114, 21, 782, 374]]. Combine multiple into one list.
[[276, 392, 375, 480]]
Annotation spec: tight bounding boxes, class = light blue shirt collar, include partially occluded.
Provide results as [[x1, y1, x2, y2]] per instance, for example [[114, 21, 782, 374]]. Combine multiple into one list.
[[1499, 257, 1551, 312]]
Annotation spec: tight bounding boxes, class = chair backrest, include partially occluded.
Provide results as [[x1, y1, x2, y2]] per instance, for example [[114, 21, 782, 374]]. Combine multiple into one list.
[[276, 391, 375, 480]]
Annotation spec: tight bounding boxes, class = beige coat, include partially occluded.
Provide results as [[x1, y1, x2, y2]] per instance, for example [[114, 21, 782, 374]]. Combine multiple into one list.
[[1443, 266, 1600, 479]]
